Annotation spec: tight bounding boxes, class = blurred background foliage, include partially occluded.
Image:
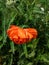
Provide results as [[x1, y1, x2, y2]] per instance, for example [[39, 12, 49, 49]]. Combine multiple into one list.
[[0, 0, 49, 65]]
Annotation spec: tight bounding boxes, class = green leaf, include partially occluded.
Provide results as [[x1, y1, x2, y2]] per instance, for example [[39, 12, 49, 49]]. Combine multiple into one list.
[[27, 39, 39, 49], [33, 10, 45, 14], [47, 39, 49, 48], [32, 38, 39, 49], [28, 51, 35, 58], [8, 54, 13, 65], [22, 44, 28, 58], [10, 42, 15, 54], [27, 62, 33, 65], [0, 36, 3, 41]]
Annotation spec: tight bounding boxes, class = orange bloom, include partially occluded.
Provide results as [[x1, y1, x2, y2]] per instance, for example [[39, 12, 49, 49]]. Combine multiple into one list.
[[24, 28, 37, 38], [7, 25, 38, 44]]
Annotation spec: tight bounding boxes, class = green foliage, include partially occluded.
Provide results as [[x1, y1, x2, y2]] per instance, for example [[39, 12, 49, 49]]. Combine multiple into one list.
[[0, 0, 49, 65]]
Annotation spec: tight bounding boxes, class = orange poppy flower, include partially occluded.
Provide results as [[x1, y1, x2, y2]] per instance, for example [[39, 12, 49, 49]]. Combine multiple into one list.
[[24, 28, 37, 38], [7, 25, 38, 44]]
